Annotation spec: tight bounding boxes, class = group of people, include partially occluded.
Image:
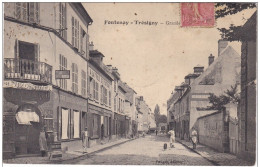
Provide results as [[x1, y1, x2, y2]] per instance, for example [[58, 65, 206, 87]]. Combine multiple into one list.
[[167, 128, 198, 149]]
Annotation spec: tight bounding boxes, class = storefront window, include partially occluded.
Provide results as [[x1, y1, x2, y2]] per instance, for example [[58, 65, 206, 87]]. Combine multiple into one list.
[[73, 110, 80, 138], [92, 114, 99, 138], [61, 108, 69, 139]]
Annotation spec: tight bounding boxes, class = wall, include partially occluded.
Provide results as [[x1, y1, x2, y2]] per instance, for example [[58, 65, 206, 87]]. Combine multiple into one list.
[[198, 112, 225, 152]]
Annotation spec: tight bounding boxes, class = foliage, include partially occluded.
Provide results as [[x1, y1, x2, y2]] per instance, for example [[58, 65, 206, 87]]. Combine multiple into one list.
[[215, 3, 256, 19], [208, 84, 240, 111], [215, 3, 256, 42]]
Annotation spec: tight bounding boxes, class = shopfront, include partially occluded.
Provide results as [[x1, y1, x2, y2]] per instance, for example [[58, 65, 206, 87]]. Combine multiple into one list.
[[88, 103, 113, 146], [114, 112, 127, 138], [3, 80, 52, 159]]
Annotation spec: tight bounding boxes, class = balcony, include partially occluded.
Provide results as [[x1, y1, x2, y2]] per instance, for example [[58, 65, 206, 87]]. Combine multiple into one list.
[[4, 58, 52, 84]]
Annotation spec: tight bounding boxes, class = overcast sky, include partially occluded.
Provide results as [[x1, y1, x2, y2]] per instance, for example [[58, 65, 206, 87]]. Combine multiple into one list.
[[84, 3, 256, 115]]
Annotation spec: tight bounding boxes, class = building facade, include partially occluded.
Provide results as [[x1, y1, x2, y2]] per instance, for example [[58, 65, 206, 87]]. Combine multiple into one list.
[[88, 50, 114, 146], [3, 2, 92, 158]]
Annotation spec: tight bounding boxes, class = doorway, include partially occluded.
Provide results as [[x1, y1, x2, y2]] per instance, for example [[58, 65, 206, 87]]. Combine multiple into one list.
[[15, 104, 41, 155]]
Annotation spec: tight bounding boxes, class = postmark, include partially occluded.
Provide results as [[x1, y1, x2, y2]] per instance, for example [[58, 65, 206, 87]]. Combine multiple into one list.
[[181, 3, 215, 27]]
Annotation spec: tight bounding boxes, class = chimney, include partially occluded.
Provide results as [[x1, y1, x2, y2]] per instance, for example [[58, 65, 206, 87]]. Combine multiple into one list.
[[106, 65, 113, 71], [218, 40, 228, 56], [184, 74, 190, 85], [193, 65, 204, 74], [208, 54, 214, 66], [89, 41, 94, 51]]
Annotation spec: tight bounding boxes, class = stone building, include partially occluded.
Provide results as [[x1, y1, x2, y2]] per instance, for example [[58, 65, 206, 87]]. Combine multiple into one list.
[[3, 2, 92, 158], [171, 40, 241, 141], [123, 83, 138, 137], [88, 49, 114, 146]]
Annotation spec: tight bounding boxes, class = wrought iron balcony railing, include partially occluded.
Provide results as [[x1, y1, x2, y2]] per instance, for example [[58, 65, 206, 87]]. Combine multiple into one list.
[[4, 58, 52, 84]]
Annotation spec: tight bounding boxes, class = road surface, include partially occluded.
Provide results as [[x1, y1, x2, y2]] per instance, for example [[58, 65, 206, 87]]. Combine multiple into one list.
[[63, 134, 213, 165]]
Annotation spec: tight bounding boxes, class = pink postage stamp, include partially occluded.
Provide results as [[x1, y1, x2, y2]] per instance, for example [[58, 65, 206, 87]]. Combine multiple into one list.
[[181, 3, 215, 27]]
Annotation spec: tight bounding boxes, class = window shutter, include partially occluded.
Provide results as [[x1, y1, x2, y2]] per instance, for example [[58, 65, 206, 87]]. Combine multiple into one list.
[[29, 3, 35, 23], [64, 3, 67, 39], [72, 17, 75, 46], [15, 3, 22, 20], [86, 33, 89, 60], [22, 3, 28, 21], [77, 21, 79, 49], [35, 3, 40, 23]]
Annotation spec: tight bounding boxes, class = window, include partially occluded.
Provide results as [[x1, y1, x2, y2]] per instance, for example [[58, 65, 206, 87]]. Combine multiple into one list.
[[104, 87, 108, 105], [100, 85, 103, 104], [109, 91, 111, 107], [59, 55, 67, 90], [89, 77, 94, 99], [15, 3, 40, 23], [94, 81, 99, 101], [114, 97, 116, 111], [72, 63, 78, 94], [73, 110, 80, 138], [114, 82, 117, 92], [92, 114, 99, 138], [80, 27, 88, 57], [81, 70, 86, 97], [61, 108, 69, 140], [59, 3, 67, 39], [72, 17, 79, 49]]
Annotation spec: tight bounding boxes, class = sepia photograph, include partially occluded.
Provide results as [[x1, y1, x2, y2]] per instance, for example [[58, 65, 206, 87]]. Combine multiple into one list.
[[2, 2, 257, 166]]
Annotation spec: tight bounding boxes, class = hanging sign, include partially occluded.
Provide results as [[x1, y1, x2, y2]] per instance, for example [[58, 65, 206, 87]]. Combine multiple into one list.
[[55, 70, 70, 79]]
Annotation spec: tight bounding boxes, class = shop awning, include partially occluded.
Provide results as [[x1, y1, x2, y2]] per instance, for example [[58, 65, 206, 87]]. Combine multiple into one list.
[[16, 111, 39, 125]]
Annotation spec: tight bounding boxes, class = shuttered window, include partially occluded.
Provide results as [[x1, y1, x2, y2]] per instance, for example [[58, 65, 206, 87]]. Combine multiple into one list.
[[72, 63, 78, 94], [59, 3, 67, 39], [71, 17, 80, 49], [59, 55, 67, 90], [15, 3, 40, 23], [81, 70, 86, 97]]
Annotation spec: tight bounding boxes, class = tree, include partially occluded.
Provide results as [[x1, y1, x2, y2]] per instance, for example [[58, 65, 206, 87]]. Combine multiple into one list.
[[215, 3, 256, 42], [154, 104, 160, 127], [208, 83, 240, 111]]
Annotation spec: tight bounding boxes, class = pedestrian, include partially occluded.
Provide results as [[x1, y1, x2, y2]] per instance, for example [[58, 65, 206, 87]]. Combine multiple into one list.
[[168, 128, 175, 148], [155, 130, 158, 136], [191, 128, 198, 149], [82, 127, 89, 154], [39, 127, 48, 157]]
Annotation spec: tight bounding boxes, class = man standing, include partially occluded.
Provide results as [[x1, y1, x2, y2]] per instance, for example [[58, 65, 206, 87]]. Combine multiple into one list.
[[191, 128, 198, 149], [82, 127, 89, 154], [168, 128, 175, 148]]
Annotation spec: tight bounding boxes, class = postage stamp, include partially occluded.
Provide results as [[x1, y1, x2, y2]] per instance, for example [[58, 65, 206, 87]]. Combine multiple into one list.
[[181, 3, 215, 27]]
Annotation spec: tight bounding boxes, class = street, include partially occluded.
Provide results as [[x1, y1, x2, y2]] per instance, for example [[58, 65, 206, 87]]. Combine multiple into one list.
[[63, 134, 213, 165]]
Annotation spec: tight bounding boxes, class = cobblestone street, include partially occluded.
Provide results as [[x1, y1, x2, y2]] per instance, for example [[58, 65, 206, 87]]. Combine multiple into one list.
[[63, 134, 213, 165]]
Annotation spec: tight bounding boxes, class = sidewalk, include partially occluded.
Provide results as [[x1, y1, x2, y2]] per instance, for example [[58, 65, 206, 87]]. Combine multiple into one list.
[[176, 138, 253, 166], [4, 138, 134, 164]]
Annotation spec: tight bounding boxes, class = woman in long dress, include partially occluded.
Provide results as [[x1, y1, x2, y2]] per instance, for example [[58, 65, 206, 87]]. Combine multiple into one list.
[[39, 128, 48, 157], [82, 127, 89, 153], [168, 128, 175, 148]]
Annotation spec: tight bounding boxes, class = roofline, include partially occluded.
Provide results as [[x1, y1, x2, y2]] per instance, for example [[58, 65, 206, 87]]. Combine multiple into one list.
[[89, 59, 114, 81], [70, 3, 93, 25]]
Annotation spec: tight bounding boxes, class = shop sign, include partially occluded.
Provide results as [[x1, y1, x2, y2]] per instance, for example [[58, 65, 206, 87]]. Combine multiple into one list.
[[4, 80, 52, 91], [55, 70, 70, 79]]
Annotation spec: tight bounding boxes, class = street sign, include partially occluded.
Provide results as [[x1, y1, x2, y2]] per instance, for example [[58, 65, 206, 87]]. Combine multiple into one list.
[[55, 70, 70, 79]]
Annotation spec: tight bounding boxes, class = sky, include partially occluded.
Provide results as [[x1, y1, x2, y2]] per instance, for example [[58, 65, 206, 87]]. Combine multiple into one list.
[[84, 3, 256, 115]]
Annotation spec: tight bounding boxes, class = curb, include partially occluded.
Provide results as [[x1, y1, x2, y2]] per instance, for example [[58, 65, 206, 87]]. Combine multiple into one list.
[[49, 138, 136, 164], [176, 139, 219, 166]]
